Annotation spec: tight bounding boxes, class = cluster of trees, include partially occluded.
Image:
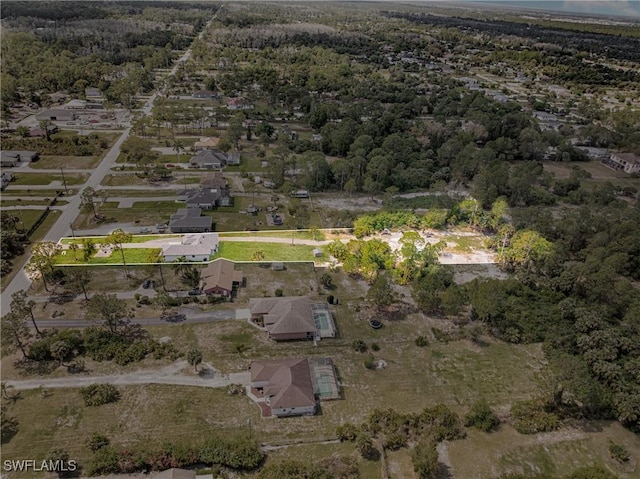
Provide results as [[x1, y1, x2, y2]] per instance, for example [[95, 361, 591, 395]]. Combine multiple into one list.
[[2, 133, 111, 157], [1, 212, 28, 276], [384, 11, 640, 62], [411, 201, 640, 432], [337, 405, 465, 477], [1, 292, 179, 368], [0, 2, 218, 111], [87, 434, 263, 476]]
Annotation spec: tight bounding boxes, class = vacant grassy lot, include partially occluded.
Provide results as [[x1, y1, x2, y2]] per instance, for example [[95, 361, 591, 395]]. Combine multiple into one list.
[[1, 199, 68, 207], [101, 174, 199, 187], [55, 247, 161, 265], [0, 385, 257, 478], [28, 155, 102, 170], [446, 422, 640, 479], [12, 172, 89, 186], [214, 241, 324, 262], [0, 188, 77, 198]]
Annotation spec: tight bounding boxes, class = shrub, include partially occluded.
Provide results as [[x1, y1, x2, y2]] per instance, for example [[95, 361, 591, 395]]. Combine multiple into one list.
[[227, 384, 245, 396], [199, 435, 264, 470], [336, 422, 360, 442], [415, 336, 429, 347], [352, 340, 368, 353], [511, 400, 559, 434], [327, 294, 334, 304], [114, 340, 152, 365], [88, 433, 110, 452], [384, 431, 407, 450], [364, 354, 376, 370], [27, 329, 84, 362], [411, 439, 438, 479], [465, 399, 500, 432], [370, 342, 380, 351], [257, 460, 331, 479], [147, 442, 199, 471], [274, 288, 283, 297], [608, 440, 630, 463], [83, 328, 130, 361], [80, 384, 120, 406], [355, 433, 379, 460]]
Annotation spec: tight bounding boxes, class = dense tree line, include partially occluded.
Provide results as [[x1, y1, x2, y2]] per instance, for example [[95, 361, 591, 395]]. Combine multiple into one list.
[[384, 11, 640, 61], [0, 2, 217, 110]]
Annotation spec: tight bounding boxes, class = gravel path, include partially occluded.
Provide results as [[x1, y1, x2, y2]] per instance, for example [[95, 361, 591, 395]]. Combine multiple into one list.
[[4, 360, 250, 390]]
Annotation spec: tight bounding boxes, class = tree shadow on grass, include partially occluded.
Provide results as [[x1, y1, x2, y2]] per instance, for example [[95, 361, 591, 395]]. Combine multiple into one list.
[[14, 358, 57, 377]]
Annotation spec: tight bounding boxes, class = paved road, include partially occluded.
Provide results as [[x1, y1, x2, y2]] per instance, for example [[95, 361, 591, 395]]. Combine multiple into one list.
[[4, 360, 251, 390], [0, 45, 198, 316]]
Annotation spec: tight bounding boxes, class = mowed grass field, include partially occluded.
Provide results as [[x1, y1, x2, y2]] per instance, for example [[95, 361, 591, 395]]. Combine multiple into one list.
[[2, 268, 638, 478]]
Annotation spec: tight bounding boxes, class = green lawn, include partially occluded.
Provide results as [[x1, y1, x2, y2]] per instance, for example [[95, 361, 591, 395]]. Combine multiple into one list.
[[55, 247, 161, 265], [213, 241, 325, 262], [1, 199, 68, 207], [219, 229, 326, 240], [12, 172, 89, 186], [28, 155, 102, 170], [0, 189, 77, 198]]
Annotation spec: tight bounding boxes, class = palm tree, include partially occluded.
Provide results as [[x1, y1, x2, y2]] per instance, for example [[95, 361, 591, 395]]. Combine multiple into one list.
[[172, 139, 184, 165], [106, 229, 132, 278], [171, 256, 191, 277]]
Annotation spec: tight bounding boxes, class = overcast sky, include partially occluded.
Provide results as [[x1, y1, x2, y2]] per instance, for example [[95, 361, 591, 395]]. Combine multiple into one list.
[[464, 0, 640, 18]]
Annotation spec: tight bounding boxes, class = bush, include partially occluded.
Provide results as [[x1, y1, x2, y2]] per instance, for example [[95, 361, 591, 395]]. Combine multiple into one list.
[[257, 460, 332, 479], [88, 433, 110, 452], [411, 439, 438, 479], [352, 340, 368, 353], [114, 340, 152, 365], [608, 440, 630, 463], [415, 336, 429, 347], [336, 422, 360, 442], [364, 354, 376, 370], [355, 433, 379, 460], [83, 328, 130, 361], [80, 384, 120, 406], [274, 288, 283, 297], [27, 329, 83, 362], [199, 436, 264, 470], [370, 342, 380, 351], [511, 400, 559, 434], [465, 399, 500, 432], [327, 294, 334, 304], [384, 431, 407, 450]]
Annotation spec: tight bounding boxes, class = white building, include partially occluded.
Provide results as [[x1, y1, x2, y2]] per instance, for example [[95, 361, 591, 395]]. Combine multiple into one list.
[[161, 233, 219, 262]]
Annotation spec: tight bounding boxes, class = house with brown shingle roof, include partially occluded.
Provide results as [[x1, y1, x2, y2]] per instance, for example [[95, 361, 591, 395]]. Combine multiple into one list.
[[249, 296, 317, 341], [250, 358, 317, 417], [200, 259, 243, 297]]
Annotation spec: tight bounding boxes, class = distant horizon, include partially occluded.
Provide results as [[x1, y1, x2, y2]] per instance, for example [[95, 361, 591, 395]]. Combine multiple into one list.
[[460, 0, 640, 19]]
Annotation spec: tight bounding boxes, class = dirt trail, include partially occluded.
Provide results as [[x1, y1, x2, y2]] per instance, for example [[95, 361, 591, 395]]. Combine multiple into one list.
[[4, 360, 250, 391]]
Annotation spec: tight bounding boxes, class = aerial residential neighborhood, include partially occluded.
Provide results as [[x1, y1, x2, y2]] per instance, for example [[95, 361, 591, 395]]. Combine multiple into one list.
[[1, 1, 639, 479]]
